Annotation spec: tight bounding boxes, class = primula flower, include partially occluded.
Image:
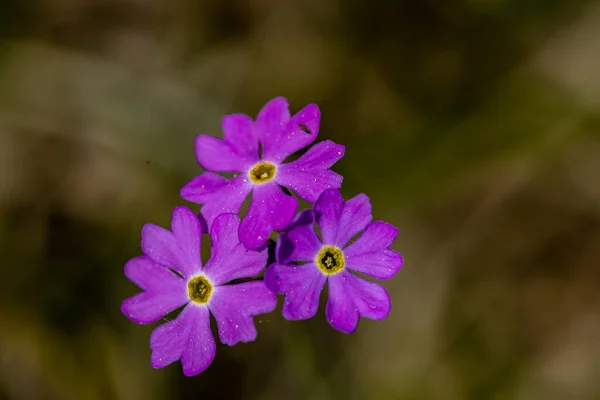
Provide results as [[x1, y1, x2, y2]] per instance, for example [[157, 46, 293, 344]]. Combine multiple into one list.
[[181, 97, 345, 250], [265, 189, 403, 333], [121, 206, 276, 376]]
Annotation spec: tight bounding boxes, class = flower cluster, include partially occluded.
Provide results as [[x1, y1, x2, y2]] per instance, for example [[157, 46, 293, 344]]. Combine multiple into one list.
[[121, 97, 403, 375]]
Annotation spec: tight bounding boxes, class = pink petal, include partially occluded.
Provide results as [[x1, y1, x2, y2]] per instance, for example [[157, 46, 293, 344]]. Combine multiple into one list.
[[203, 214, 268, 285], [239, 183, 298, 250], [209, 281, 277, 346], [326, 271, 391, 334], [265, 263, 326, 320], [276, 140, 344, 202]]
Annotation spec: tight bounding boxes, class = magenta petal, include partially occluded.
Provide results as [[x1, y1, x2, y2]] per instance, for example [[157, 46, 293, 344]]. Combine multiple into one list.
[[277, 140, 344, 202], [123, 256, 182, 291], [195, 135, 252, 173], [239, 183, 298, 250], [335, 193, 372, 248], [255, 97, 291, 162], [222, 114, 260, 161], [344, 221, 402, 279], [262, 103, 321, 162], [345, 220, 398, 250], [209, 281, 277, 346], [122, 292, 184, 325], [181, 173, 252, 230], [314, 188, 344, 244], [326, 271, 391, 334], [343, 221, 402, 280], [345, 249, 403, 280], [150, 304, 215, 376], [181, 306, 216, 376], [276, 210, 322, 264], [141, 223, 189, 278], [171, 206, 202, 276], [325, 273, 358, 334], [150, 308, 189, 370], [121, 257, 187, 324], [203, 214, 268, 285], [265, 263, 326, 320], [139, 207, 201, 279]]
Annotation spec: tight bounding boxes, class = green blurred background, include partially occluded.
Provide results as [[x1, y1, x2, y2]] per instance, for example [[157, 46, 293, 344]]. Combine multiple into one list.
[[1, 1, 600, 399]]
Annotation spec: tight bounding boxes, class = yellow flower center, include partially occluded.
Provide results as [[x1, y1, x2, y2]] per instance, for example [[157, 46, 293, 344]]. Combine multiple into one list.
[[315, 245, 345, 275], [187, 275, 213, 304], [249, 161, 276, 184]]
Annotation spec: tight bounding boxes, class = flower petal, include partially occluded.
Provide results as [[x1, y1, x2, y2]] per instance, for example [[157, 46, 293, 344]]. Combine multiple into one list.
[[150, 308, 189, 369], [181, 172, 252, 231], [345, 220, 398, 250], [276, 210, 322, 264], [277, 140, 344, 202], [262, 103, 321, 162], [326, 271, 391, 334], [150, 304, 215, 376], [345, 250, 402, 281], [239, 183, 298, 250], [222, 113, 260, 161], [203, 214, 268, 285], [314, 188, 344, 244], [122, 256, 182, 291], [209, 281, 277, 346], [171, 206, 202, 275], [121, 256, 188, 324], [181, 306, 216, 376], [140, 206, 203, 279], [141, 223, 188, 277], [343, 221, 402, 280], [335, 193, 372, 248], [121, 292, 184, 325], [255, 97, 291, 162], [195, 135, 252, 173], [265, 263, 326, 320]]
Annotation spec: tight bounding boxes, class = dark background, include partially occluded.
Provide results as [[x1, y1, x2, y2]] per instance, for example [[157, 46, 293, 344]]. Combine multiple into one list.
[[1, 1, 600, 399]]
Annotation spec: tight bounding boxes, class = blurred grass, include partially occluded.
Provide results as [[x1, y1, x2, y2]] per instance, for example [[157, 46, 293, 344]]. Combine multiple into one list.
[[1, 1, 600, 399]]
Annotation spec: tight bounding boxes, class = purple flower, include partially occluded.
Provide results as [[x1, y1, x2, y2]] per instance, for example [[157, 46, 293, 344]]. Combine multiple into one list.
[[265, 189, 403, 334], [121, 206, 276, 376], [181, 97, 345, 250]]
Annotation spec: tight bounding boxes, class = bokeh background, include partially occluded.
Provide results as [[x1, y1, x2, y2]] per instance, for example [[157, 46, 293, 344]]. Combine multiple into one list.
[[2, 1, 600, 399]]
